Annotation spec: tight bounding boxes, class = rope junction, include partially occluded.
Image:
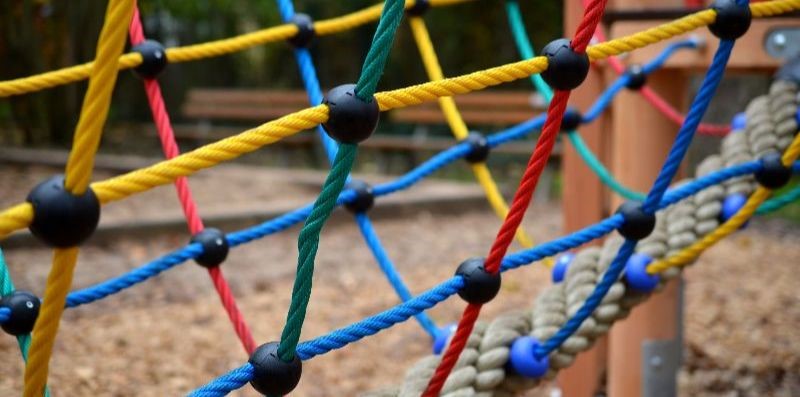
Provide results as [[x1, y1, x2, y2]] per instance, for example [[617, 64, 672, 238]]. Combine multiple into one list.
[[0, 0, 797, 395]]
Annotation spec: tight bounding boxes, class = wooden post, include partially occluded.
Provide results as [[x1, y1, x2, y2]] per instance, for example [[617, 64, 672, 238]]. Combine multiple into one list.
[[607, 70, 686, 397], [558, 1, 610, 395]]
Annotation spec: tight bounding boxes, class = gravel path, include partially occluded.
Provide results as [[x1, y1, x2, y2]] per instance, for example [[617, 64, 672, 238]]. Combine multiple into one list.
[[0, 198, 797, 396]]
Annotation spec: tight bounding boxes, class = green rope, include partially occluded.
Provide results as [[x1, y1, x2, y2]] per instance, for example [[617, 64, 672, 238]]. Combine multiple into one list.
[[354, 0, 406, 101], [277, 0, 407, 361], [0, 249, 51, 397], [277, 145, 358, 361], [506, 1, 552, 98], [756, 183, 800, 214]]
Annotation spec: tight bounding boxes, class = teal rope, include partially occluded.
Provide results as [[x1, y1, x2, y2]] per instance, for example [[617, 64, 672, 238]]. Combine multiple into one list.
[[505, 0, 647, 201], [506, 0, 800, 211], [278, 144, 358, 361], [277, 0, 407, 361], [505, 1, 552, 97], [354, 0, 405, 101], [566, 132, 647, 201], [757, 183, 800, 214], [0, 249, 50, 397]]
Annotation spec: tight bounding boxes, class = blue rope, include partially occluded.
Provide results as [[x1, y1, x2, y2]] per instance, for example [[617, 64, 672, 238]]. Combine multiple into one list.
[[355, 213, 439, 338], [0, 306, 10, 323], [296, 276, 463, 360], [59, 149, 792, 310], [65, 244, 203, 308], [583, 39, 699, 123], [275, 0, 339, 163], [188, 157, 797, 394], [643, 40, 735, 213], [188, 363, 255, 397], [534, 38, 736, 359]]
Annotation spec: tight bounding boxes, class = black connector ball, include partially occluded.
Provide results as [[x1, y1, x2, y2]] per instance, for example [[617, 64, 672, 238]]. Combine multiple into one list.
[[27, 175, 100, 248], [191, 228, 229, 268], [708, 0, 751, 40], [625, 64, 647, 90], [288, 14, 315, 48], [407, 0, 430, 16], [560, 107, 583, 132], [754, 152, 791, 190], [615, 201, 656, 240], [540, 38, 590, 91], [323, 84, 380, 144], [455, 257, 501, 304], [249, 342, 302, 396], [464, 132, 490, 163], [131, 40, 168, 79], [344, 179, 375, 213], [1, 291, 40, 336]]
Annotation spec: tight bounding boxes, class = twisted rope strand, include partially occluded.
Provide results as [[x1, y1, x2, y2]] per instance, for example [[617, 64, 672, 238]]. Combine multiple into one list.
[[129, 4, 256, 355], [24, 1, 135, 395], [422, 0, 609, 393]]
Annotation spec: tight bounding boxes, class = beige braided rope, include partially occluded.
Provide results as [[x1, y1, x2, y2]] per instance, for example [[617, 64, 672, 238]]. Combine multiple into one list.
[[367, 79, 798, 397]]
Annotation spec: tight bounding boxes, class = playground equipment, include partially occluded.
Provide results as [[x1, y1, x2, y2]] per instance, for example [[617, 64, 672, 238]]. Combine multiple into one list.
[[0, 0, 799, 396]]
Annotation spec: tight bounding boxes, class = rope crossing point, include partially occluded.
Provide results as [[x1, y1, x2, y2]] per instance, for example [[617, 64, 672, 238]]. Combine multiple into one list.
[[127, 5, 257, 355], [276, 0, 407, 364], [420, 0, 611, 393], [0, 0, 796, 395], [23, 1, 134, 396]]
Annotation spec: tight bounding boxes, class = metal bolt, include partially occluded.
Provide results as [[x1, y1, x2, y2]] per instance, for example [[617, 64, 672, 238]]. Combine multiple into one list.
[[773, 32, 787, 49], [649, 355, 663, 369]]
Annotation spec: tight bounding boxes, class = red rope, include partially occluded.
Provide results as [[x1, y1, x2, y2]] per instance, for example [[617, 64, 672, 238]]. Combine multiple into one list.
[[421, 0, 608, 394], [586, 1, 730, 136], [129, 5, 256, 354]]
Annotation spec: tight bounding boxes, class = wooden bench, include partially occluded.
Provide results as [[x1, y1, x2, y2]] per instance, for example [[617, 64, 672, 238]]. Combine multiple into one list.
[[178, 88, 559, 183], [181, 88, 547, 126]]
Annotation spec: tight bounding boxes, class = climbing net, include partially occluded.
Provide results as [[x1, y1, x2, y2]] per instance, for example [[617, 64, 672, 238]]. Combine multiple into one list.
[[0, 0, 799, 395]]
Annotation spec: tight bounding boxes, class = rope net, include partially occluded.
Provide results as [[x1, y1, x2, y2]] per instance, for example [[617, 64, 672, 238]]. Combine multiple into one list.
[[0, 0, 797, 395]]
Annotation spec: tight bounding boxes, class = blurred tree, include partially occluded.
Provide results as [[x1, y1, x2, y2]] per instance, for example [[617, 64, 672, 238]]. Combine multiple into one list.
[[0, 0, 563, 146]]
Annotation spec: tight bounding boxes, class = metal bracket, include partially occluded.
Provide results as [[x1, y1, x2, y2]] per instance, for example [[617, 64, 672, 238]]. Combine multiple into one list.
[[642, 280, 685, 397], [765, 28, 800, 60]]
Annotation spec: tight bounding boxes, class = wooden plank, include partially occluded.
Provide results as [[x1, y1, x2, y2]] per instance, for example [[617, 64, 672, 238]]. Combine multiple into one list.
[[608, 69, 685, 397], [186, 89, 311, 105], [181, 104, 305, 120], [557, 1, 613, 395], [610, 18, 800, 71], [391, 108, 542, 125], [166, 125, 560, 157]]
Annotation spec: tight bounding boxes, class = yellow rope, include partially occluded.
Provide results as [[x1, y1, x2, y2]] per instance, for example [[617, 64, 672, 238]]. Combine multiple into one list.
[[648, 130, 800, 274], [0, 0, 474, 98], [407, 17, 552, 265], [0, 0, 798, 240], [90, 105, 328, 203], [23, 0, 135, 395], [22, 248, 79, 397]]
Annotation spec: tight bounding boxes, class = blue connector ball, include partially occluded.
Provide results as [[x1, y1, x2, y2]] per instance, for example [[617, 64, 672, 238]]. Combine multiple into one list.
[[508, 336, 549, 378], [552, 252, 575, 283], [624, 253, 659, 292], [731, 112, 746, 131], [720, 193, 749, 229], [433, 323, 457, 354]]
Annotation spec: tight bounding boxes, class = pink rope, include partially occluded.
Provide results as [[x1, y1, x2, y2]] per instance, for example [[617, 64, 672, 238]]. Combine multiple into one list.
[[128, 4, 256, 354]]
